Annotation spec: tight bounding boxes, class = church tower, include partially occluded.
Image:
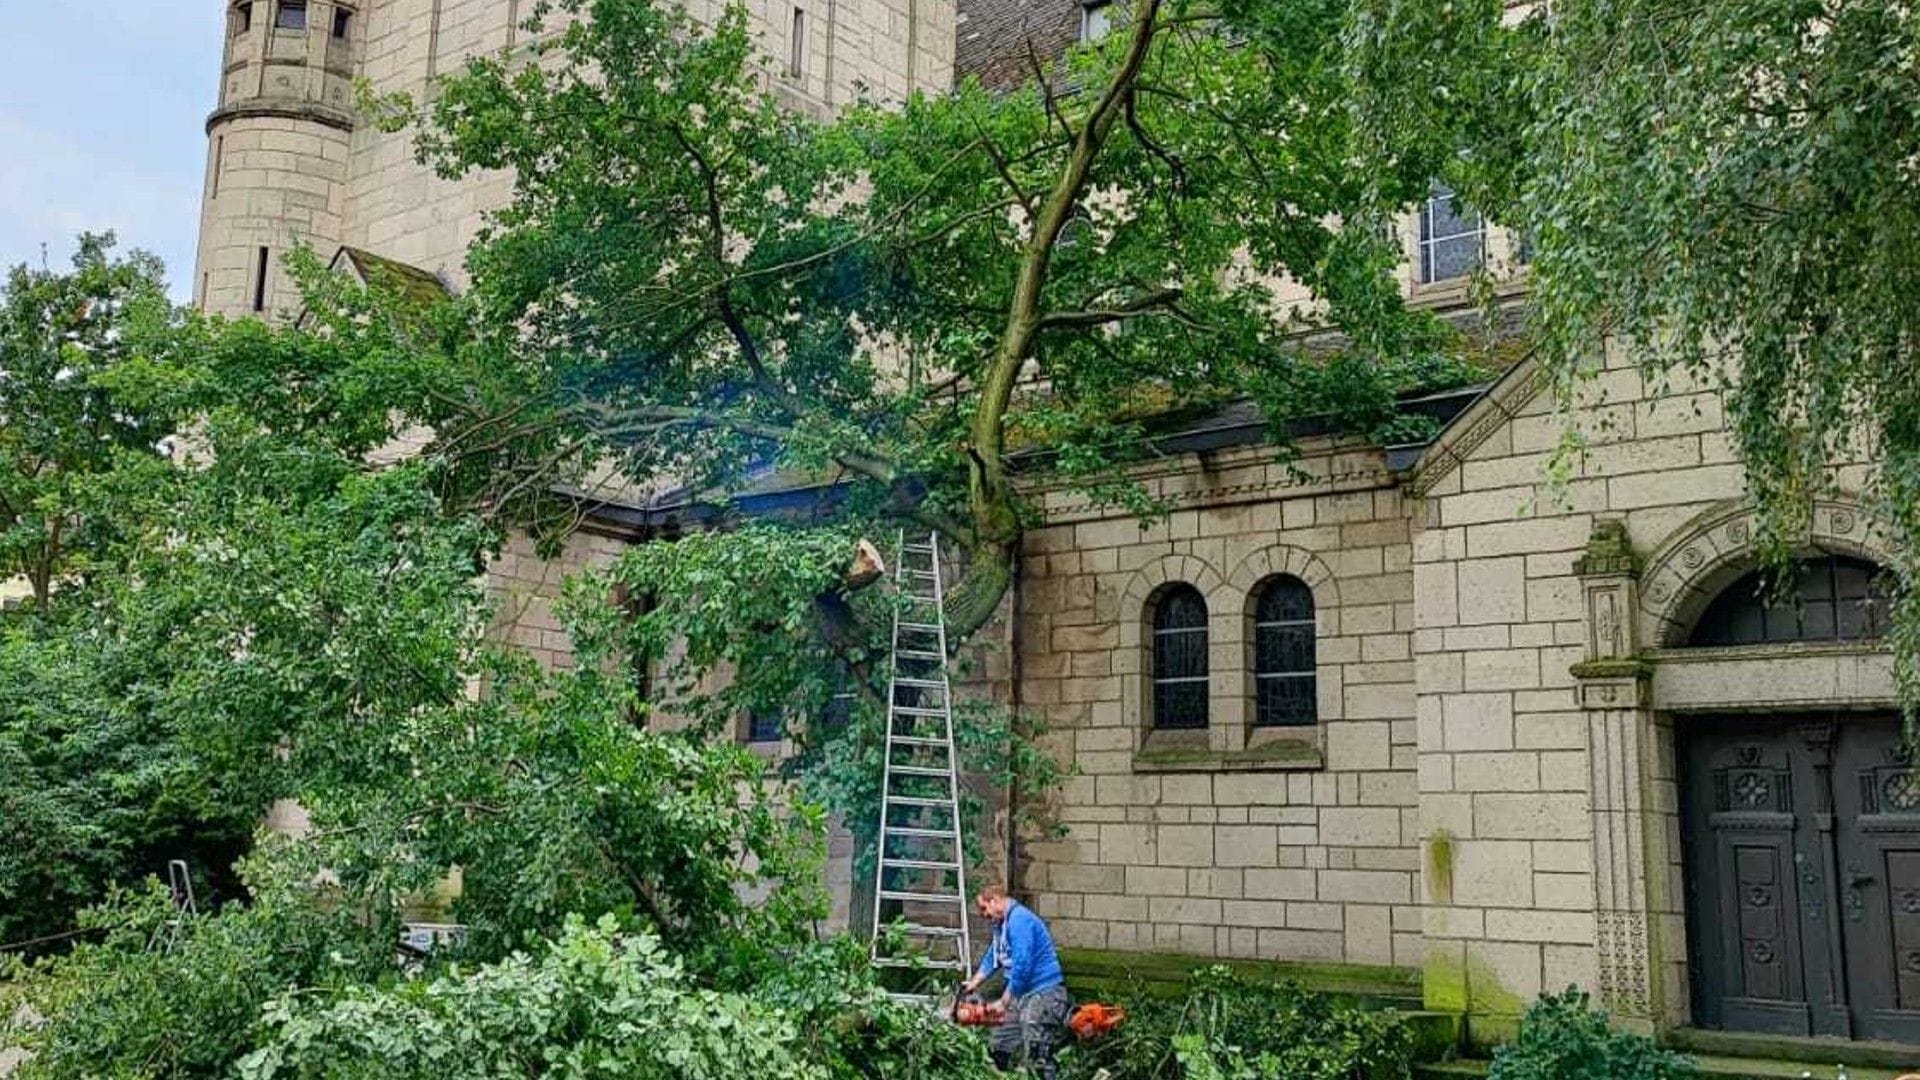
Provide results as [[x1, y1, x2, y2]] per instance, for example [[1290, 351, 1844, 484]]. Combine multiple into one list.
[[193, 2, 359, 319]]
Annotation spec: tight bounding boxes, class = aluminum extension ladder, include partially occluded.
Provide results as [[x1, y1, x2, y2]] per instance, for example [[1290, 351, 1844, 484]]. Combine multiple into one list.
[[868, 530, 972, 994]]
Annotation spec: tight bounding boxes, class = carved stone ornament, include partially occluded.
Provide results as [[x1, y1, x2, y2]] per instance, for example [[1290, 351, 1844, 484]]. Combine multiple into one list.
[[1575, 519, 1643, 579], [1595, 910, 1653, 1019]]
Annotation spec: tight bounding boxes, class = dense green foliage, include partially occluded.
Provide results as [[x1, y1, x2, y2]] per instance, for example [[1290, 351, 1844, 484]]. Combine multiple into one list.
[[1487, 990, 1696, 1080], [391, 0, 1479, 641], [2, 871, 392, 1077], [1354, 0, 1920, 709], [0, 627, 251, 951], [1057, 968, 1414, 1080], [0, 235, 830, 1073], [15, 0, 1918, 1072], [237, 917, 996, 1080], [0, 234, 175, 611]]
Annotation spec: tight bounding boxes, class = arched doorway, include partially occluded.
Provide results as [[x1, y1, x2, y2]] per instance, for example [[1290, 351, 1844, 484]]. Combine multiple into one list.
[[1676, 552, 1916, 1041]]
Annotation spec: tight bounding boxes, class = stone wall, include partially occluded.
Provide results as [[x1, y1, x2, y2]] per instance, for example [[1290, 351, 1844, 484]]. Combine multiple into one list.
[[201, 0, 955, 313], [1014, 439, 1425, 967], [339, 0, 953, 289], [197, 1, 357, 318], [1404, 342, 1835, 1038]]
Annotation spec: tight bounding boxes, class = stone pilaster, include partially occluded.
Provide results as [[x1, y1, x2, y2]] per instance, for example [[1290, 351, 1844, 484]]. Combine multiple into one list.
[[1571, 520, 1665, 1030]]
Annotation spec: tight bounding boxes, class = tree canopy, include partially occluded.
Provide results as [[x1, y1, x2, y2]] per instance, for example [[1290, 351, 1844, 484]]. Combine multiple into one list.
[[1359, 0, 1920, 706], [397, 0, 1479, 642]]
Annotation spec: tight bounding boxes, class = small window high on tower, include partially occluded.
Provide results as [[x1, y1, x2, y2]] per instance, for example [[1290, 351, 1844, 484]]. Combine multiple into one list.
[[787, 7, 806, 79], [275, 1, 307, 31], [235, 2, 254, 34], [333, 8, 351, 39]]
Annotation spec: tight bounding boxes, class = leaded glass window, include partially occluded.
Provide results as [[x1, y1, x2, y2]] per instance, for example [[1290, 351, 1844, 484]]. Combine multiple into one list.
[[1152, 584, 1208, 729], [1689, 554, 1890, 647], [1254, 576, 1316, 727]]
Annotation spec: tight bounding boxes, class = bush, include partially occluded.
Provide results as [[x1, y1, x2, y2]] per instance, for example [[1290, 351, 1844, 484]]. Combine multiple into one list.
[[1, 873, 391, 1078], [1061, 967, 1414, 1080], [238, 916, 825, 1080], [1487, 990, 1697, 1080]]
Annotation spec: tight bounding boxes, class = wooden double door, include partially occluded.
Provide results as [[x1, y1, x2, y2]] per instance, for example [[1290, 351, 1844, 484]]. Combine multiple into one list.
[[1682, 715, 1920, 1043]]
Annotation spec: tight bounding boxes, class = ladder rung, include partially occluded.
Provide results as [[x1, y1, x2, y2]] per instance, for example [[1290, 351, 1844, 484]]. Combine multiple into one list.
[[889, 765, 950, 777], [880, 889, 965, 904], [896, 650, 944, 662], [885, 826, 960, 840], [899, 622, 943, 633], [889, 735, 950, 748], [884, 857, 960, 871], [901, 543, 936, 554], [887, 796, 956, 810], [894, 678, 948, 690], [896, 923, 966, 937], [873, 957, 966, 970], [891, 705, 948, 718]]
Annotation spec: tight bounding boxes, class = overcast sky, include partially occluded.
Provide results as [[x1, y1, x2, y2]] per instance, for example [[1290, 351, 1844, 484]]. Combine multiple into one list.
[[0, 4, 224, 301]]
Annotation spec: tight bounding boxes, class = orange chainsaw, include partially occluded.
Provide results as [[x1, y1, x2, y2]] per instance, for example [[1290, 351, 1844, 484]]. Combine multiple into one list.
[[950, 993, 1008, 1026]]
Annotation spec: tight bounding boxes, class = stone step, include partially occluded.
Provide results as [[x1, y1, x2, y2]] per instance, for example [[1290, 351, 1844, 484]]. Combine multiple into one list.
[[1415, 1056, 1917, 1080], [1668, 1028, 1920, 1074]]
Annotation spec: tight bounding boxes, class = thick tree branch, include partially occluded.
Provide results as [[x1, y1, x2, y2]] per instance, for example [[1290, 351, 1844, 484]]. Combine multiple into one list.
[[970, 0, 1166, 522], [1033, 286, 1184, 331]]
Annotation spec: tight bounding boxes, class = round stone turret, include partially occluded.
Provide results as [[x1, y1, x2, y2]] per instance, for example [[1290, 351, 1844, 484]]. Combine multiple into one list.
[[193, 1, 359, 319]]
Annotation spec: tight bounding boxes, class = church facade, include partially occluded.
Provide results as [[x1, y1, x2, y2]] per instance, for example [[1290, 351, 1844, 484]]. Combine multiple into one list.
[[197, 0, 1910, 1049]]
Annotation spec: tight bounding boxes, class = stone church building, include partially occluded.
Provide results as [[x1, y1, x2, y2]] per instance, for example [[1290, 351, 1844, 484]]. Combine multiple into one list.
[[195, 0, 1910, 1052]]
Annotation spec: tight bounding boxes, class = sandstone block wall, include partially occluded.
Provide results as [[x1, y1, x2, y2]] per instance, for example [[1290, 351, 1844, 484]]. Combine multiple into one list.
[[197, 1, 359, 317], [343, 0, 951, 289], [202, 0, 955, 313], [1408, 344, 1755, 1025], [1016, 441, 1425, 967]]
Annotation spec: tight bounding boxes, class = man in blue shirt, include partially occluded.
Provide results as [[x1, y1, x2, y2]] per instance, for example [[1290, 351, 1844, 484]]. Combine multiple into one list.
[[961, 884, 1070, 1078]]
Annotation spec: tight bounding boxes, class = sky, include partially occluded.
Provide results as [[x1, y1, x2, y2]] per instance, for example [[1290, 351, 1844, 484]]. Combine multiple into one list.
[[0, 4, 225, 302]]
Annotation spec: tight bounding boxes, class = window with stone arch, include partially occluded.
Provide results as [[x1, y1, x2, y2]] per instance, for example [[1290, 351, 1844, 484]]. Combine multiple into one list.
[[1252, 575, 1316, 727], [1150, 583, 1209, 730], [1688, 552, 1891, 646]]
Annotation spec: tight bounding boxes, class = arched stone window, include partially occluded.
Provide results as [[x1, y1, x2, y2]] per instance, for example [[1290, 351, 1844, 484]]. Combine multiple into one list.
[[1689, 553, 1890, 646], [1253, 575, 1316, 727], [1151, 584, 1209, 729]]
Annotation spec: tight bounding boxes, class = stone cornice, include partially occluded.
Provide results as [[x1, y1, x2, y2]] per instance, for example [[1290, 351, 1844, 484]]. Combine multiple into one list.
[[1405, 359, 1549, 497], [207, 101, 357, 135], [1032, 465, 1396, 525]]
